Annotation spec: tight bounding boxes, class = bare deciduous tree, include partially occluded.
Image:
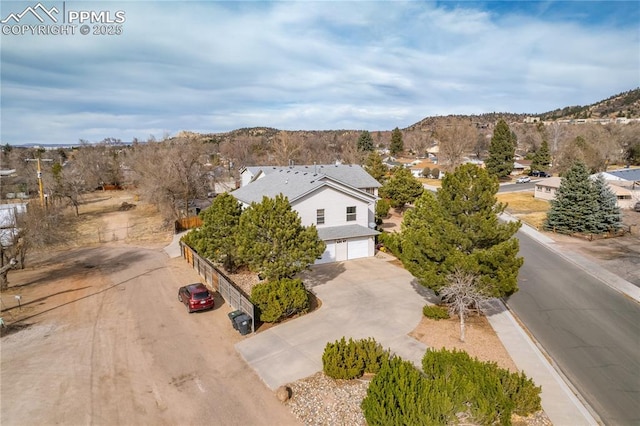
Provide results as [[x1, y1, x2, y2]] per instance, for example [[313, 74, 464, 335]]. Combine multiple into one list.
[[1, 203, 74, 289], [271, 131, 303, 165], [434, 118, 477, 171], [439, 269, 490, 342], [127, 136, 210, 220]]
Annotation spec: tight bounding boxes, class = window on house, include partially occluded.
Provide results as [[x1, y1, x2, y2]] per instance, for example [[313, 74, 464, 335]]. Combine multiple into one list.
[[317, 209, 325, 225], [545, 187, 551, 193], [346, 206, 356, 221]]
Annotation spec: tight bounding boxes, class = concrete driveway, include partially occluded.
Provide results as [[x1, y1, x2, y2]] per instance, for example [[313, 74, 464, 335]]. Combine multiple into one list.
[[235, 257, 431, 390]]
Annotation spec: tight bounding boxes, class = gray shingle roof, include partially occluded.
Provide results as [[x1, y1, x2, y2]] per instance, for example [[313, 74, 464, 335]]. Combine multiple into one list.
[[317, 224, 379, 240], [233, 166, 378, 205], [251, 164, 381, 188], [605, 168, 640, 181], [232, 170, 325, 204]]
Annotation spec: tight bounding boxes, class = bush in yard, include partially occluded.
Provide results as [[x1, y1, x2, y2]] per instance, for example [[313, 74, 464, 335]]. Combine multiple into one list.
[[322, 337, 389, 379], [376, 231, 401, 257], [362, 348, 541, 425], [422, 304, 450, 320], [422, 348, 541, 423], [361, 357, 450, 425], [250, 278, 309, 323]]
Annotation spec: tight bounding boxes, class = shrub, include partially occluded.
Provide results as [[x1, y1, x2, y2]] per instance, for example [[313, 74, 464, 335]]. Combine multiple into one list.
[[431, 167, 440, 179], [422, 167, 431, 178], [422, 304, 450, 320], [250, 278, 309, 323], [377, 232, 401, 257], [322, 337, 390, 380], [362, 348, 542, 426]]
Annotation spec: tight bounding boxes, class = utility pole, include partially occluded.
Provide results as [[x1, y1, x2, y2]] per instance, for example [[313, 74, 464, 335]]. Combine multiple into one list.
[[25, 157, 52, 208]]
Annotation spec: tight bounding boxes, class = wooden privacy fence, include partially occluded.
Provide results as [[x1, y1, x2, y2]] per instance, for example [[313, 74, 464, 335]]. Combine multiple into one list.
[[175, 216, 203, 233], [180, 242, 255, 333]]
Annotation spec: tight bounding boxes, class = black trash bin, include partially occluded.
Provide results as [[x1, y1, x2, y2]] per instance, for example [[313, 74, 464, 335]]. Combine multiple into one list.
[[228, 310, 244, 330], [234, 314, 252, 335]]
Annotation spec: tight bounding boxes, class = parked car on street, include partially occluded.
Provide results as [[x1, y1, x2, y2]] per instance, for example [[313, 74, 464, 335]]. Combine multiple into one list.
[[516, 176, 531, 184], [634, 201, 640, 212], [530, 170, 551, 178], [178, 283, 215, 313]]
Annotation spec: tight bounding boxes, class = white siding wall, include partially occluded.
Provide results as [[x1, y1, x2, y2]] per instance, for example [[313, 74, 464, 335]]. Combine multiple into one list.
[[293, 187, 372, 228]]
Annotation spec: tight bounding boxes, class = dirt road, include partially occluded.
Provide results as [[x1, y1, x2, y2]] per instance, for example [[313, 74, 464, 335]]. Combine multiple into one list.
[[1, 244, 297, 425]]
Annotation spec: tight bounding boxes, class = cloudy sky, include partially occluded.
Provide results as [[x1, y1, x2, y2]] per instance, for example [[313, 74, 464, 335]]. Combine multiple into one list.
[[1, 1, 638, 145]]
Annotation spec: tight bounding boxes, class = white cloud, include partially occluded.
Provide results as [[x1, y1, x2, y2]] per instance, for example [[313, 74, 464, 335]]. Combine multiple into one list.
[[1, 1, 638, 144]]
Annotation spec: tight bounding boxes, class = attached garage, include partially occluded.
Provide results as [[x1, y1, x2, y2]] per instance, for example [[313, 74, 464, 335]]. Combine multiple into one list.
[[347, 237, 369, 260], [317, 241, 336, 264], [316, 225, 379, 265]]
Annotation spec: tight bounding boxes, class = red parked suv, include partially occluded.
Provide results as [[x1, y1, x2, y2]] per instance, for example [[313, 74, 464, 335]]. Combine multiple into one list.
[[178, 283, 214, 313]]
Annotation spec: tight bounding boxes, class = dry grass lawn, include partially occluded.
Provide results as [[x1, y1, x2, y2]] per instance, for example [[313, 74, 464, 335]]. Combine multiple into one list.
[[497, 192, 550, 229]]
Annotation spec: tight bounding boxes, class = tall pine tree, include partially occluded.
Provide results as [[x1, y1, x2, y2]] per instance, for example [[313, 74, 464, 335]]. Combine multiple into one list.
[[182, 192, 242, 272], [592, 173, 622, 233], [485, 119, 516, 178], [530, 139, 551, 172], [364, 151, 387, 183], [236, 194, 325, 281], [357, 130, 374, 152], [544, 162, 598, 234], [399, 164, 522, 297], [378, 167, 424, 210], [390, 127, 404, 156]]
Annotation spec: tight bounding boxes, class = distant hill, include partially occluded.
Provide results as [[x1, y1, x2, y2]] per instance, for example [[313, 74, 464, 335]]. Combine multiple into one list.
[[537, 88, 640, 121], [9, 88, 639, 148]]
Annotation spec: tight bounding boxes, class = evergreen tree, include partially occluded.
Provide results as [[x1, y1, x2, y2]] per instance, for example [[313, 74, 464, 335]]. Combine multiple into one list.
[[390, 127, 404, 156], [485, 119, 516, 178], [378, 167, 424, 210], [364, 151, 387, 183], [592, 173, 622, 233], [544, 162, 598, 234], [530, 139, 551, 172], [357, 130, 374, 152], [399, 164, 522, 297], [183, 193, 242, 272], [236, 194, 325, 281]]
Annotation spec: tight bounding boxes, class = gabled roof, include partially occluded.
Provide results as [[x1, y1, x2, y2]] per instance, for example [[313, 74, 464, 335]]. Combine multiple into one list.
[[246, 164, 381, 189], [232, 168, 377, 206], [602, 168, 640, 182]]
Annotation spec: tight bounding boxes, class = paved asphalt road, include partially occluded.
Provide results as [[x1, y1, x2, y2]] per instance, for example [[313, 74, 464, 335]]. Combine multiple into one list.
[[498, 181, 536, 192], [507, 231, 640, 425]]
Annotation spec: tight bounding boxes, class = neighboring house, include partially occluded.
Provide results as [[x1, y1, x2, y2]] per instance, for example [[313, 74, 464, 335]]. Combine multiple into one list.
[[235, 164, 380, 264], [0, 202, 27, 247], [598, 168, 640, 188], [533, 177, 562, 201], [512, 160, 532, 175], [534, 175, 637, 209]]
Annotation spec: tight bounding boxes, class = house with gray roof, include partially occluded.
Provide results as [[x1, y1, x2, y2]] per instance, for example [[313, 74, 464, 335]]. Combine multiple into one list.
[[533, 172, 638, 209], [235, 164, 380, 263]]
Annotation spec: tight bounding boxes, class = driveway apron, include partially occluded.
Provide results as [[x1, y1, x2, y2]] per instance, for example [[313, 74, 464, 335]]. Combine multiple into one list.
[[235, 257, 430, 390]]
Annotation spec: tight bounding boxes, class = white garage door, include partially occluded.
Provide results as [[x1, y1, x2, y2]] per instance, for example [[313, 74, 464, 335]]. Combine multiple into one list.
[[316, 241, 336, 264], [347, 238, 369, 260]]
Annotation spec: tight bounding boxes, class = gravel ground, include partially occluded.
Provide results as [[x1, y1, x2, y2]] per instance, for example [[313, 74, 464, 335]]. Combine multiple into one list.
[[284, 372, 551, 426]]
